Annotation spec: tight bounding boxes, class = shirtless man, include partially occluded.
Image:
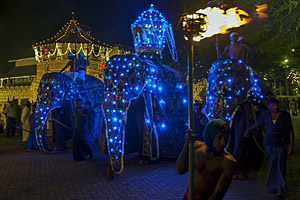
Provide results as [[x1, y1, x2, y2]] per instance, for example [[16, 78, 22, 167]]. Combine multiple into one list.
[[217, 32, 256, 65], [177, 119, 237, 200]]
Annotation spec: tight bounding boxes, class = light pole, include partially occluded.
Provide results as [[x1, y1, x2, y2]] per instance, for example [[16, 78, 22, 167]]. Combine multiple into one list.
[[284, 59, 289, 96], [182, 13, 208, 200]]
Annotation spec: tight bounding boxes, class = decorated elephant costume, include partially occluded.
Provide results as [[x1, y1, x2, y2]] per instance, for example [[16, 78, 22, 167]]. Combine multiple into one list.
[[34, 72, 104, 157], [204, 59, 274, 176], [103, 5, 188, 174]]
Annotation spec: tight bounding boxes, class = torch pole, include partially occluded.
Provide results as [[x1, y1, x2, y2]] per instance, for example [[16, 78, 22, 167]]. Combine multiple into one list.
[[188, 39, 195, 200]]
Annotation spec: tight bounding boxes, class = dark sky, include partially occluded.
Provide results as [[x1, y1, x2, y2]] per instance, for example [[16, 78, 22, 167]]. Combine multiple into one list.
[[0, 0, 218, 74]]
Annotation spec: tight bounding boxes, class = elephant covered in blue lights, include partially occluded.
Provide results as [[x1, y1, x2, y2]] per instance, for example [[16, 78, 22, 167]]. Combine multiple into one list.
[[34, 72, 105, 155], [204, 59, 274, 177], [103, 5, 188, 174], [103, 54, 188, 174]]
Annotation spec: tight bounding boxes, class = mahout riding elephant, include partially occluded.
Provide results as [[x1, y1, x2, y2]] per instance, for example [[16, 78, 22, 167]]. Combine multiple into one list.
[[34, 72, 105, 157]]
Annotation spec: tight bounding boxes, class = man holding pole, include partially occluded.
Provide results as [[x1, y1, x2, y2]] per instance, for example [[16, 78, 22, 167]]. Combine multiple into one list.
[[177, 119, 237, 200]]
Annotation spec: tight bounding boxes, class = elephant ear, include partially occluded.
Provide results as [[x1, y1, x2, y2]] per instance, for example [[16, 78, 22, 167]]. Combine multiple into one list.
[[103, 54, 146, 174]]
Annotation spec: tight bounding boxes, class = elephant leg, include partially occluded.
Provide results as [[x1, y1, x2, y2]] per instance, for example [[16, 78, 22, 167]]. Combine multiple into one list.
[[42, 126, 53, 151], [107, 158, 114, 180], [232, 108, 248, 179]]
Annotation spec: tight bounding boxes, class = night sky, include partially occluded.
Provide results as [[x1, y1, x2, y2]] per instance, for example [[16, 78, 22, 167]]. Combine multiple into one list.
[[0, 0, 235, 75]]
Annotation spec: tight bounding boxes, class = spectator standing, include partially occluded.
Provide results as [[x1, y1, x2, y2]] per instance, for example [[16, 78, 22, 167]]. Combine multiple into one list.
[[194, 101, 208, 141], [21, 101, 31, 144], [26, 103, 38, 152], [14, 99, 22, 136], [290, 98, 297, 116], [4, 101, 17, 137], [84, 101, 94, 135], [73, 99, 93, 161]]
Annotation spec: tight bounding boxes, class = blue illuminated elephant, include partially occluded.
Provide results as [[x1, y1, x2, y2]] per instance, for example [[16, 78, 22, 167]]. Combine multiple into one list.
[[102, 5, 188, 175], [204, 59, 274, 176], [34, 72, 105, 154], [103, 54, 188, 174]]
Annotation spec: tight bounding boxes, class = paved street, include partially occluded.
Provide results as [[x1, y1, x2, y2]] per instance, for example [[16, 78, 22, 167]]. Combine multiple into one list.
[[0, 116, 300, 200]]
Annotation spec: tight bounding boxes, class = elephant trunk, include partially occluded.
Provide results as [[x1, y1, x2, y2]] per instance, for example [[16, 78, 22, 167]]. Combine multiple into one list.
[[35, 103, 51, 151], [103, 54, 146, 174]]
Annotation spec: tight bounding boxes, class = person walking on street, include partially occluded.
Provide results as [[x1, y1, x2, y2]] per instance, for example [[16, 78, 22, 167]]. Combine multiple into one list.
[[244, 98, 294, 198]]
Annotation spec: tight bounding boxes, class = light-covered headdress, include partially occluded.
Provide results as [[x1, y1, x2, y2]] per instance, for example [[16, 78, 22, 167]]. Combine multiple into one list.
[[131, 4, 177, 61]]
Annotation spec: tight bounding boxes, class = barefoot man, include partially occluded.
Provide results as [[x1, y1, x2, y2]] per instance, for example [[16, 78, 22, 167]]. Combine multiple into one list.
[[244, 98, 294, 198], [177, 119, 237, 200]]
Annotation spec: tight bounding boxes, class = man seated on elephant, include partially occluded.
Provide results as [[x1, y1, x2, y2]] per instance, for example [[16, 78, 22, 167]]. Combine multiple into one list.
[[60, 53, 77, 80], [177, 119, 237, 200], [76, 52, 89, 84], [216, 32, 256, 65]]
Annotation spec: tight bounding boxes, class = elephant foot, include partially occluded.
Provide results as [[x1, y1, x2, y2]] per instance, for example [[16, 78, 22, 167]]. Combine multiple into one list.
[[43, 145, 54, 152], [232, 173, 248, 180], [138, 160, 148, 165], [107, 171, 114, 181], [107, 159, 114, 181]]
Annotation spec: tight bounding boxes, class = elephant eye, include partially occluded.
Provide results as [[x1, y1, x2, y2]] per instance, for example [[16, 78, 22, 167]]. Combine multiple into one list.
[[50, 91, 55, 98]]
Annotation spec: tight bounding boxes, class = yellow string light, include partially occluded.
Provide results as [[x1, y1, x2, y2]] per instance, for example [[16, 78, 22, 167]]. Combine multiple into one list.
[[193, 78, 207, 102]]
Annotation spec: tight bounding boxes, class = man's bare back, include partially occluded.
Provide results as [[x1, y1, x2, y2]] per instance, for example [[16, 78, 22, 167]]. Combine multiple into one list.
[[225, 42, 247, 60], [177, 120, 237, 200]]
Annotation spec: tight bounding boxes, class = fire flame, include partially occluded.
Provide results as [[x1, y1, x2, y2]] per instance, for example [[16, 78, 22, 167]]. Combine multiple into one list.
[[254, 4, 268, 18], [193, 7, 251, 41]]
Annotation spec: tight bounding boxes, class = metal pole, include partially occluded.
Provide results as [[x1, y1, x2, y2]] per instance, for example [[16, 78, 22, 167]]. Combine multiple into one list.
[[188, 40, 194, 200], [73, 29, 78, 73], [285, 69, 289, 96], [49, 116, 72, 131]]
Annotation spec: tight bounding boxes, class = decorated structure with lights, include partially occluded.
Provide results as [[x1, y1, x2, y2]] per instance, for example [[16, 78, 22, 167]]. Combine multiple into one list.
[[0, 18, 131, 106], [103, 5, 188, 174], [30, 19, 131, 101]]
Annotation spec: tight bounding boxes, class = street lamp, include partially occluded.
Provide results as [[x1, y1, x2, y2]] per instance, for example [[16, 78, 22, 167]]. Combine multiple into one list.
[[182, 13, 208, 200]]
